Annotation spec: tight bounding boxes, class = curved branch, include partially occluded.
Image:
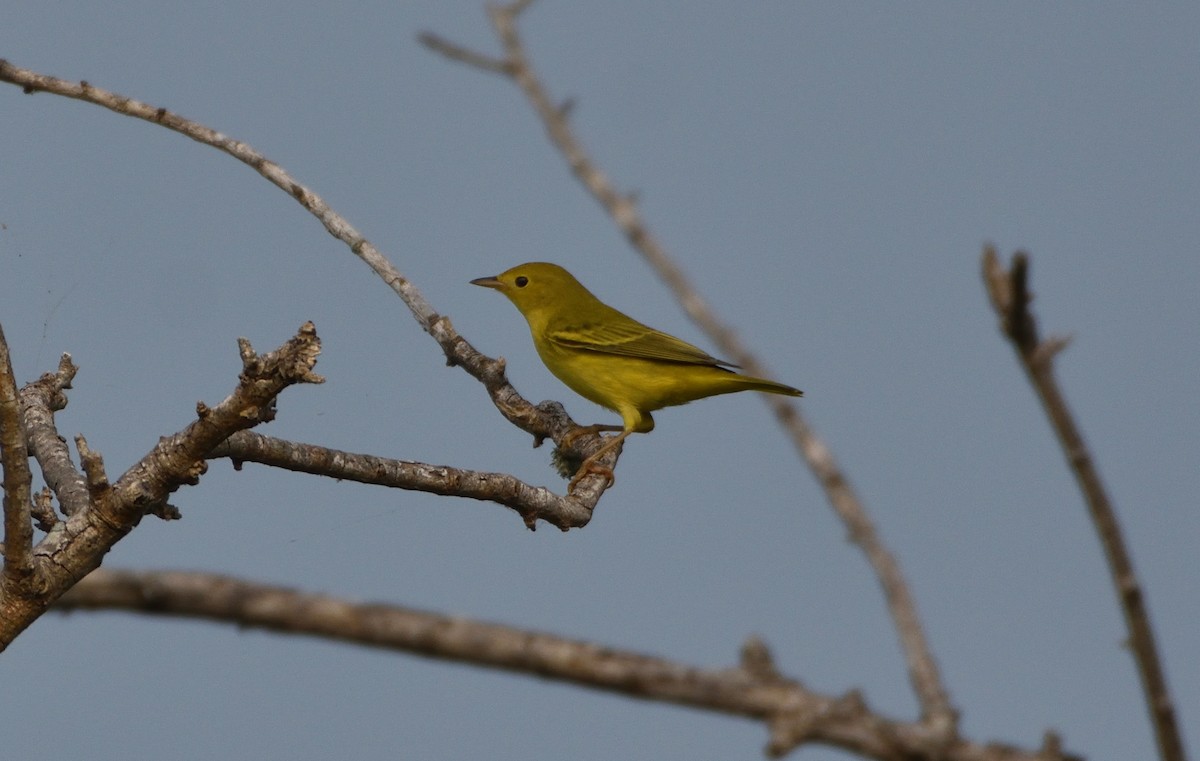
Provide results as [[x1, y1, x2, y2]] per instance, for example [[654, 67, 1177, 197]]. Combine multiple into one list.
[[982, 246, 1186, 761], [0, 57, 621, 517], [56, 568, 1075, 761], [420, 2, 956, 732], [19, 354, 88, 517]]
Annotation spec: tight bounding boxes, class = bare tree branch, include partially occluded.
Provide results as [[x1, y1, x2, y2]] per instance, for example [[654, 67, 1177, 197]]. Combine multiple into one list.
[[982, 246, 1186, 761], [29, 488, 59, 533], [0, 57, 623, 518], [417, 32, 511, 73], [55, 568, 1076, 761], [0, 324, 323, 649], [19, 354, 88, 517], [420, 1, 956, 733], [209, 430, 597, 531], [0, 323, 35, 592]]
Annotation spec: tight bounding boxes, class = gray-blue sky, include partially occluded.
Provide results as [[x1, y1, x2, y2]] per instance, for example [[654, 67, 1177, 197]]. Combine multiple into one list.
[[2, 3, 1196, 760]]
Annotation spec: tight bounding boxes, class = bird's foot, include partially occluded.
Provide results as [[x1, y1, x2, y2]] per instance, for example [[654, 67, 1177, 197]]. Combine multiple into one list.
[[568, 459, 615, 494], [564, 429, 630, 494]]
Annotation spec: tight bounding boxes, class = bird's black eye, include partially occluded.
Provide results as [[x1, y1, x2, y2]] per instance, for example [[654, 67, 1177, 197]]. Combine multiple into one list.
[[515, 276, 529, 288]]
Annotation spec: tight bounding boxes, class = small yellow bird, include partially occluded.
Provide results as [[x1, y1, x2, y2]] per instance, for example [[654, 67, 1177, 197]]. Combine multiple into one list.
[[471, 262, 802, 491]]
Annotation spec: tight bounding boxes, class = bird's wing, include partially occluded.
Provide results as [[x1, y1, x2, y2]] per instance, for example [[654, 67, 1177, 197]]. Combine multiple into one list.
[[548, 317, 738, 367]]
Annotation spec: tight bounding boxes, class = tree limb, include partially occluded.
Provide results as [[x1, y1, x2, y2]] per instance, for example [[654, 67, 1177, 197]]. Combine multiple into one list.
[[0, 324, 35, 593], [55, 568, 1077, 761], [18, 354, 88, 517], [982, 246, 1186, 761], [209, 430, 597, 531]]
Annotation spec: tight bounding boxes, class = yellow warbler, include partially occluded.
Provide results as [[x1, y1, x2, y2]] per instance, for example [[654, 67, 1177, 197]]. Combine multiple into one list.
[[471, 262, 802, 491]]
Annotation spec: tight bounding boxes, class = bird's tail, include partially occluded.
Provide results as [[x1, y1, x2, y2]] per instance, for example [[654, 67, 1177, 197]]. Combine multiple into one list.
[[739, 374, 803, 397]]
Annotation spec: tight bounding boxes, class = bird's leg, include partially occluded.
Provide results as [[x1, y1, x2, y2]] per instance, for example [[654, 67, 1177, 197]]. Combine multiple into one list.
[[560, 422, 624, 449], [567, 429, 630, 493]]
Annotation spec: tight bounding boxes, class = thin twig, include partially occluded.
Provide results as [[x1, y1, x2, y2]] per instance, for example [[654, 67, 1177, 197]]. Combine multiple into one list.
[[421, 2, 956, 732], [417, 32, 510, 74], [982, 245, 1186, 761], [210, 430, 596, 531], [0, 60, 435, 337], [55, 568, 1076, 761]]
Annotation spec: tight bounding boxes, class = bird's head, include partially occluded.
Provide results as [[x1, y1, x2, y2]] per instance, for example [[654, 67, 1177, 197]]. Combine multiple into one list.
[[471, 262, 596, 320]]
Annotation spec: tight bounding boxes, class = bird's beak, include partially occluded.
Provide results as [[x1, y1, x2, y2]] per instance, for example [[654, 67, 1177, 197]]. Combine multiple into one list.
[[470, 276, 503, 290]]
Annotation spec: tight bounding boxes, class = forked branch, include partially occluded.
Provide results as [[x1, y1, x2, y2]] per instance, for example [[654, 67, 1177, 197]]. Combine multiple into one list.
[[0, 323, 323, 648]]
